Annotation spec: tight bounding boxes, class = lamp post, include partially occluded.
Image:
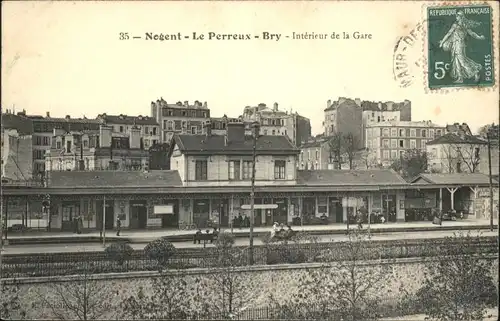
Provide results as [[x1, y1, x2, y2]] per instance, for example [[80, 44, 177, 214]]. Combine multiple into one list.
[[486, 130, 494, 231], [249, 122, 259, 265]]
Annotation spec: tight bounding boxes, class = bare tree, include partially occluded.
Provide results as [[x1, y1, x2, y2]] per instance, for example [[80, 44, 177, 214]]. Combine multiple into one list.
[[1, 280, 27, 320], [270, 228, 392, 321], [441, 143, 483, 173], [327, 132, 360, 170], [121, 273, 195, 320], [327, 132, 343, 170], [390, 148, 428, 180], [342, 132, 360, 170], [33, 264, 113, 320], [358, 148, 378, 169], [200, 232, 253, 319], [410, 231, 498, 321]]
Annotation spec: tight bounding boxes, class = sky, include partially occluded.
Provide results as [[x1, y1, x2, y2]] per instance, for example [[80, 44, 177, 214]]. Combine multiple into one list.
[[2, 1, 499, 135]]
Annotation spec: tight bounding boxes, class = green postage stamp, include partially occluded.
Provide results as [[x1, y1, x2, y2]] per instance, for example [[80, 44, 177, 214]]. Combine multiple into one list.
[[427, 4, 494, 89]]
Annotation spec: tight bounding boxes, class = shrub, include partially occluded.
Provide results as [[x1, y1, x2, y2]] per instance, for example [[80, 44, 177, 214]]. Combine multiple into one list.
[[215, 232, 235, 249], [105, 242, 134, 266], [266, 251, 281, 265], [144, 238, 176, 269]]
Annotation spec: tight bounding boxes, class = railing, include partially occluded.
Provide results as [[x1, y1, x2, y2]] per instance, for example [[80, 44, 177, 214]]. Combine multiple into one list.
[[2, 237, 498, 278]]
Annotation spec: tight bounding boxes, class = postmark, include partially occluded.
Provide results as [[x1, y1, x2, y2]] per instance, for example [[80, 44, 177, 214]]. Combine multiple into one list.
[[393, 21, 426, 88], [426, 3, 495, 90]]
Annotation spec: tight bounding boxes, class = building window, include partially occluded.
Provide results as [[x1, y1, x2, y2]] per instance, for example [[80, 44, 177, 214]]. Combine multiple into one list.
[[242, 161, 253, 179], [399, 150, 404, 158], [410, 139, 416, 149], [83, 140, 88, 148], [421, 140, 427, 149], [391, 150, 398, 159], [145, 127, 149, 135], [315, 150, 319, 159], [167, 121, 174, 131], [383, 150, 390, 159], [195, 160, 207, 180], [119, 126, 124, 133], [399, 140, 404, 148], [153, 127, 157, 135], [383, 139, 389, 148], [191, 126, 197, 134], [399, 129, 405, 136], [274, 160, 286, 179], [410, 129, 416, 137], [42, 136, 50, 146], [272, 130, 276, 135], [429, 129, 435, 137], [391, 139, 397, 148], [391, 129, 397, 137], [228, 160, 241, 180], [66, 141, 71, 153], [383, 128, 389, 136], [57, 141, 62, 149], [421, 130, 426, 137], [436, 129, 442, 136], [367, 140, 372, 148]]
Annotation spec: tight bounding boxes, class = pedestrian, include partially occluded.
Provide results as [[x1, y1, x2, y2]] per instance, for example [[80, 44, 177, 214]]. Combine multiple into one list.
[[116, 218, 121, 236], [77, 216, 83, 234], [194, 228, 202, 244], [357, 211, 363, 229]]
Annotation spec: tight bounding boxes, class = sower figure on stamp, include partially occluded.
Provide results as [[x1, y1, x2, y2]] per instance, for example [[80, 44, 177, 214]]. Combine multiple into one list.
[[439, 10, 485, 83]]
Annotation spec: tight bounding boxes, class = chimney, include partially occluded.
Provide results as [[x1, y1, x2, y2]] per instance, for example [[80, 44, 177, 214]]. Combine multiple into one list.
[[327, 99, 332, 109], [226, 122, 245, 144], [65, 115, 71, 120], [387, 101, 394, 111], [184, 101, 189, 107], [203, 101, 207, 108], [354, 98, 361, 106], [44, 111, 50, 118], [378, 102, 382, 109], [273, 102, 278, 111]]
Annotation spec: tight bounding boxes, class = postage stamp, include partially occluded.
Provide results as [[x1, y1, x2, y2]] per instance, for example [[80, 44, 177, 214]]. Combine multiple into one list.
[[426, 4, 495, 90]]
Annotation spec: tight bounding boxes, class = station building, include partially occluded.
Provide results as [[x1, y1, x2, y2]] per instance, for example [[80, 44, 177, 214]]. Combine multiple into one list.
[[2, 123, 498, 232]]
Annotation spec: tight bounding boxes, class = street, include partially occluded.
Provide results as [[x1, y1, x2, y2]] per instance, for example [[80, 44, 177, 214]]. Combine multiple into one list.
[[2, 229, 497, 255]]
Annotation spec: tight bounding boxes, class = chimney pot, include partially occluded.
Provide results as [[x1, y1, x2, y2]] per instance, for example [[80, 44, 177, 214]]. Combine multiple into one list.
[[65, 115, 71, 119], [327, 99, 332, 108], [46, 112, 51, 118], [184, 101, 189, 107], [273, 102, 278, 111], [203, 101, 207, 108]]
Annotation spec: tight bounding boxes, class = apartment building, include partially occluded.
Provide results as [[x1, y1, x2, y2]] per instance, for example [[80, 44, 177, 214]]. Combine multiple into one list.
[[45, 124, 149, 171], [1, 111, 34, 180], [150, 98, 210, 143], [20, 112, 102, 174], [324, 98, 412, 148], [366, 120, 445, 166], [241, 103, 311, 145], [323, 98, 363, 150], [96, 113, 160, 150]]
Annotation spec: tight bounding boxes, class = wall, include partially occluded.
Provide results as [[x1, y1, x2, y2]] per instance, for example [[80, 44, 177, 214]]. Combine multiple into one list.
[[474, 187, 500, 219], [479, 145, 499, 176], [183, 154, 297, 187], [170, 145, 186, 181], [1, 130, 33, 180], [9, 257, 498, 320]]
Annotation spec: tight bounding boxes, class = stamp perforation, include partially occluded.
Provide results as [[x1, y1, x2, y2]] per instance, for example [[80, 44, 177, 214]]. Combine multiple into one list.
[[422, 1, 499, 93]]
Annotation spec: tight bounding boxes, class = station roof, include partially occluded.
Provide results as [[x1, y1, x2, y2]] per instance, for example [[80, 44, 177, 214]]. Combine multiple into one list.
[[297, 169, 407, 186], [411, 173, 498, 186], [47, 170, 182, 188]]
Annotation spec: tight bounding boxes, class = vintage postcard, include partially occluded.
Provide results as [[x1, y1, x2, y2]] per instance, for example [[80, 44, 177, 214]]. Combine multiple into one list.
[[1, 1, 499, 321]]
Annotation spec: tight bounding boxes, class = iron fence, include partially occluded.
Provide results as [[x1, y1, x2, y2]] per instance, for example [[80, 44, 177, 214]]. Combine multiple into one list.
[[2, 237, 498, 278]]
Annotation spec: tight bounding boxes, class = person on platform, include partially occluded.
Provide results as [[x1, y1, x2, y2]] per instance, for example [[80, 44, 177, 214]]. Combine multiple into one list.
[[116, 218, 121, 236]]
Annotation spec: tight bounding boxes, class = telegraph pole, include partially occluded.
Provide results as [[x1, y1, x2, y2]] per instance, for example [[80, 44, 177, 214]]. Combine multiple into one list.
[[487, 132, 494, 231], [249, 122, 258, 265], [102, 195, 106, 247]]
